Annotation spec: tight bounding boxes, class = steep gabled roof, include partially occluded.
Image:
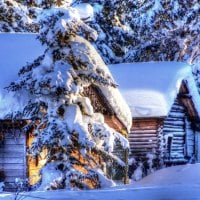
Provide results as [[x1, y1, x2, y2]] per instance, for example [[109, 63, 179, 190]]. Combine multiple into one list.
[[109, 62, 200, 119], [0, 33, 132, 130]]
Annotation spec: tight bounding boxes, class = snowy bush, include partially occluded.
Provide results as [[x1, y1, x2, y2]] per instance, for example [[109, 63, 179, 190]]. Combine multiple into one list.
[[131, 162, 143, 182], [0, 182, 4, 192], [146, 152, 156, 175]]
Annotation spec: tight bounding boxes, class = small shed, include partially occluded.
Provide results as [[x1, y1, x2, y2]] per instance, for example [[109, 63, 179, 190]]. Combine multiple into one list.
[[0, 33, 132, 190], [109, 62, 200, 173]]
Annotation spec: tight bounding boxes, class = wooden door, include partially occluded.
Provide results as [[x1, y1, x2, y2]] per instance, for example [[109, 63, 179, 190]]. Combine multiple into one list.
[[0, 128, 26, 191]]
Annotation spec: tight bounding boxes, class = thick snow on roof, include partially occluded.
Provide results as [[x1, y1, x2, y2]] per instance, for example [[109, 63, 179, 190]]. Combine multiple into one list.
[[0, 33, 43, 90], [109, 62, 200, 118], [0, 33, 44, 118], [0, 33, 132, 130]]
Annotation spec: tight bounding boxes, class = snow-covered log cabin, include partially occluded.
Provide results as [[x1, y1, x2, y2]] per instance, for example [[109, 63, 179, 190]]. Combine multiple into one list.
[[0, 34, 132, 191], [109, 62, 200, 174]]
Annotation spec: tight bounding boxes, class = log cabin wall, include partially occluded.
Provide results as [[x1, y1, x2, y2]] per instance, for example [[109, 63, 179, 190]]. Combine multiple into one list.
[[163, 80, 199, 165], [129, 117, 164, 172], [0, 127, 27, 191], [163, 98, 195, 165]]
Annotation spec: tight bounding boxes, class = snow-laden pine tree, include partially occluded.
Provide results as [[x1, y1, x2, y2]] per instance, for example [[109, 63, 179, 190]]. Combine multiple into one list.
[[125, 0, 199, 63], [76, 0, 135, 64], [0, 0, 39, 32], [8, 3, 130, 190], [2, 0, 198, 65], [78, 0, 199, 65], [124, 0, 200, 93]]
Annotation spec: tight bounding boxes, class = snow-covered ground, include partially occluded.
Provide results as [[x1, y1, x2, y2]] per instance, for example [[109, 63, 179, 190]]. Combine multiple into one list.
[[1, 163, 200, 200], [134, 163, 200, 186], [2, 186, 200, 200]]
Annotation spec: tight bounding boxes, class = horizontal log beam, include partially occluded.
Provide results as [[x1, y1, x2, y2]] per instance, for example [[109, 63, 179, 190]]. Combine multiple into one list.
[[130, 130, 157, 133], [0, 158, 24, 164], [129, 134, 158, 138], [129, 137, 158, 142], [178, 93, 192, 99], [0, 163, 25, 170]]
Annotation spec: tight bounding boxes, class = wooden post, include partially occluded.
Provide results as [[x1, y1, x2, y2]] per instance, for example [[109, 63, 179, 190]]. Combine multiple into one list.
[[195, 131, 200, 162], [124, 148, 129, 184]]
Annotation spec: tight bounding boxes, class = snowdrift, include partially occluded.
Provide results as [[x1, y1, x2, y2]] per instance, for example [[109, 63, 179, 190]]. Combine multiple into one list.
[[134, 163, 200, 186]]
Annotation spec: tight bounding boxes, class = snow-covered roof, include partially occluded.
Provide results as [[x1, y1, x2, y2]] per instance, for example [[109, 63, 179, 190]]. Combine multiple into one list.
[[109, 62, 200, 118], [0, 33, 44, 118], [0, 33, 132, 130], [0, 33, 44, 90]]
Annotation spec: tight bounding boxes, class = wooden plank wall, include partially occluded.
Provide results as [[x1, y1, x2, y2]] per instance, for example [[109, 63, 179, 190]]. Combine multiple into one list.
[[104, 115, 127, 136], [129, 117, 164, 168], [0, 129, 26, 191], [163, 98, 195, 164]]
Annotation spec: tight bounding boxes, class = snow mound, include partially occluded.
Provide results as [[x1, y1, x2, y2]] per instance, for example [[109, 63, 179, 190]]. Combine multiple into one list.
[[135, 163, 200, 186]]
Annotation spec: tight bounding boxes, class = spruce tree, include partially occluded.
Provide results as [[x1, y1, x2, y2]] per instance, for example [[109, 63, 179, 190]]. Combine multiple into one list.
[[79, 0, 135, 64], [8, 4, 129, 190], [125, 0, 199, 63], [0, 0, 38, 32], [78, 0, 199, 65]]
